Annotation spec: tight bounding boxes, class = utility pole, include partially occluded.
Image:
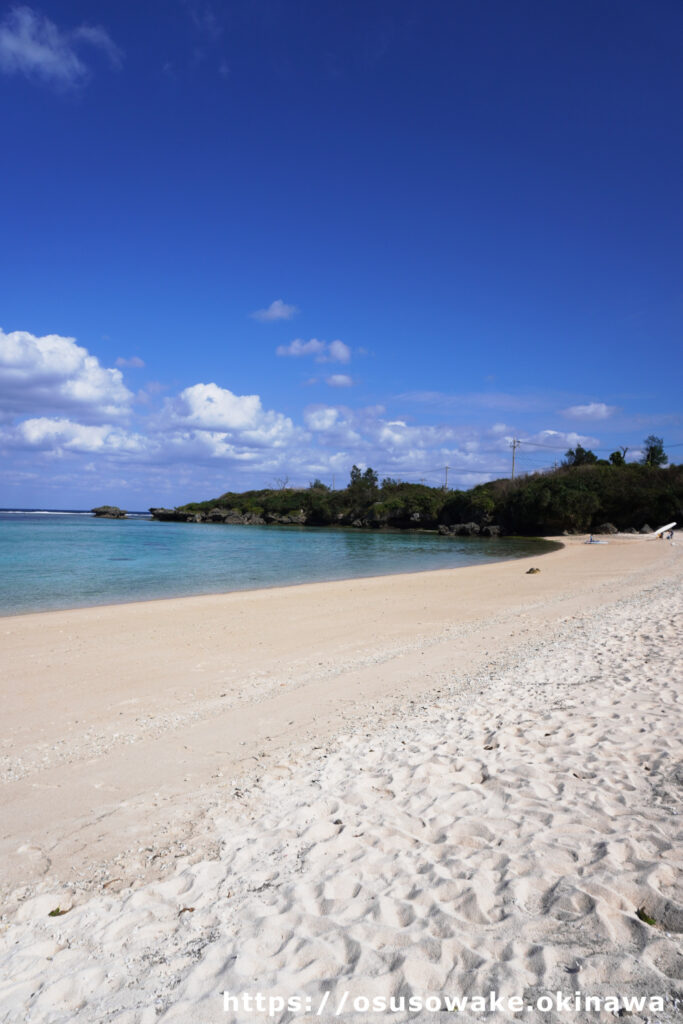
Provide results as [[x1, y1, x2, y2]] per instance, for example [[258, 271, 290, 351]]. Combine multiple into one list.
[[444, 465, 449, 490], [511, 439, 520, 479]]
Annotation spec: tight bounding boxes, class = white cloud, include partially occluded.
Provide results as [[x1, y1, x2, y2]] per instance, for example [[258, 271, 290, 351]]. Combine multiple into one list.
[[300, 405, 496, 484], [162, 382, 298, 448], [277, 338, 351, 363], [0, 6, 122, 86], [376, 419, 462, 451], [304, 407, 339, 432], [326, 374, 353, 388], [0, 327, 133, 421], [561, 402, 616, 420], [521, 429, 599, 450], [4, 326, 639, 503], [251, 299, 298, 322], [277, 338, 326, 359], [116, 355, 145, 368], [326, 340, 351, 364], [303, 405, 362, 445], [169, 383, 265, 430], [13, 417, 147, 455]]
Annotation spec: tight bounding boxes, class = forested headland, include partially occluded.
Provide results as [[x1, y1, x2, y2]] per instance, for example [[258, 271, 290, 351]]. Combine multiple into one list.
[[150, 438, 682, 537]]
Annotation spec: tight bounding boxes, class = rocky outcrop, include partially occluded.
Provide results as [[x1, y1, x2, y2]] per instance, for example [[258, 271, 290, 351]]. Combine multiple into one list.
[[440, 522, 481, 537], [640, 524, 653, 534], [594, 522, 618, 534], [457, 522, 481, 536], [263, 511, 307, 525], [149, 508, 195, 522], [92, 505, 127, 518], [149, 505, 506, 537], [149, 506, 267, 526], [202, 507, 268, 524], [438, 522, 502, 538], [363, 506, 439, 530]]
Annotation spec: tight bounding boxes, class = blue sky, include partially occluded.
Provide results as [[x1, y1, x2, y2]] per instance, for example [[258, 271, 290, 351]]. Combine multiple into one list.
[[1, 0, 681, 508]]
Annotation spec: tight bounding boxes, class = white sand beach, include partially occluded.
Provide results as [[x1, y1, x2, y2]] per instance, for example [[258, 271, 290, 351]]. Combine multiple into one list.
[[0, 536, 681, 1023]]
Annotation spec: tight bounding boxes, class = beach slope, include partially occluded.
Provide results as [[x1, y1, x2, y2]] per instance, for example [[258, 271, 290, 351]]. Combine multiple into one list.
[[0, 537, 681, 1022]]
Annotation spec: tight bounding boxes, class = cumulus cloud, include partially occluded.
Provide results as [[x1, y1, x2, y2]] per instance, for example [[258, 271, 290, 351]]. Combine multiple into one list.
[[301, 405, 496, 483], [304, 407, 339, 432], [277, 338, 351, 363], [375, 419, 466, 451], [277, 338, 325, 359], [327, 340, 351, 364], [251, 299, 298, 322], [116, 355, 145, 368], [0, 6, 122, 86], [561, 402, 616, 420], [11, 417, 148, 455], [162, 382, 298, 448], [168, 383, 263, 430], [4, 325, 623, 502], [303, 405, 361, 446], [0, 327, 133, 421]]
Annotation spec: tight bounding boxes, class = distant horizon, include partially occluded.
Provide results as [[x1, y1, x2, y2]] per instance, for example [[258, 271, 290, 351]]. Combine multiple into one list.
[[0, 507, 152, 515], [1, 1, 681, 509]]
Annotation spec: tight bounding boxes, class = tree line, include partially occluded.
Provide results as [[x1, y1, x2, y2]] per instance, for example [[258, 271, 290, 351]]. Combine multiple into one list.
[[175, 436, 681, 535]]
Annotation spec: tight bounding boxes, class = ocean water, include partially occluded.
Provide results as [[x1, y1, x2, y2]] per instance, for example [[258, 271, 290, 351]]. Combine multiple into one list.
[[0, 511, 558, 616]]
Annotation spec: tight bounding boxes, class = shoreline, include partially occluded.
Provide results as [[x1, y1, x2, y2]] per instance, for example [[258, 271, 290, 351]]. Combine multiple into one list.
[[0, 525, 560, 620], [0, 535, 681, 1021]]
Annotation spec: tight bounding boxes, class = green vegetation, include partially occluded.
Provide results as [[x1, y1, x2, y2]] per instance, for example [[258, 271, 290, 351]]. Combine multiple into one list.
[[161, 440, 682, 536], [563, 444, 598, 467], [641, 434, 668, 468]]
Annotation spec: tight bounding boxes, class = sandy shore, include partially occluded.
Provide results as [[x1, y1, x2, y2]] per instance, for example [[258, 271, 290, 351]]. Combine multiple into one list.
[[0, 535, 681, 1022]]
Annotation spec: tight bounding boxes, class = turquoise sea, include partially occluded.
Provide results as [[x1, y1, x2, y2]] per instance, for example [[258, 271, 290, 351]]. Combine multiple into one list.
[[0, 511, 557, 616]]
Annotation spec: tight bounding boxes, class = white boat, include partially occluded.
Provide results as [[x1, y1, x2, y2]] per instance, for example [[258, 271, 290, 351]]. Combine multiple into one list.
[[648, 521, 676, 538]]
